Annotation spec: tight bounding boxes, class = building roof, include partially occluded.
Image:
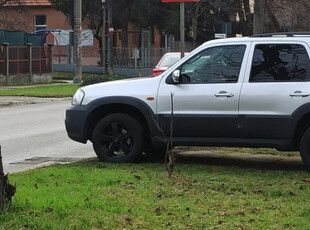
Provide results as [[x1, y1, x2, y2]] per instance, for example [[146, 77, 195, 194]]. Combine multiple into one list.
[[5, 0, 51, 7]]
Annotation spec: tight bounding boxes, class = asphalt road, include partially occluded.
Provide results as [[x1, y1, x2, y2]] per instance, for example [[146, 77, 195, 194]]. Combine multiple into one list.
[[0, 97, 96, 173]]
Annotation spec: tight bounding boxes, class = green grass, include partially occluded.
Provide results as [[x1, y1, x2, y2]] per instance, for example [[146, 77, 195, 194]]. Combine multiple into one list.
[[0, 84, 80, 97], [0, 73, 128, 98], [1, 160, 310, 229]]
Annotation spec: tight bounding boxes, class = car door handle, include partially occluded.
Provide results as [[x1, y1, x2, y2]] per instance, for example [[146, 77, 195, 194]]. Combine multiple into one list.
[[215, 91, 234, 98], [289, 91, 310, 97]]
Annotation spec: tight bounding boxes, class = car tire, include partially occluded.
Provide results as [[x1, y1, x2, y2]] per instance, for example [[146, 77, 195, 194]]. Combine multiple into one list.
[[92, 113, 143, 163], [299, 126, 310, 170]]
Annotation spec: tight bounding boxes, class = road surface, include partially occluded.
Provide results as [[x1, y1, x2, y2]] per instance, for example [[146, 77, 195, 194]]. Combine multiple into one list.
[[0, 97, 96, 173]]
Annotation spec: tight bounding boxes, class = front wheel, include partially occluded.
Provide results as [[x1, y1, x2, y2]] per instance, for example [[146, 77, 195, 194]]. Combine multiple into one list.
[[299, 127, 310, 170], [92, 113, 143, 163]]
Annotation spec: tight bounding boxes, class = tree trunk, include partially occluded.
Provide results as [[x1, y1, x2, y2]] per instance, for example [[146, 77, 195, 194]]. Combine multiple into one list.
[[253, 0, 267, 34], [266, 3, 280, 32], [191, 4, 200, 42], [0, 146, 16, 212]]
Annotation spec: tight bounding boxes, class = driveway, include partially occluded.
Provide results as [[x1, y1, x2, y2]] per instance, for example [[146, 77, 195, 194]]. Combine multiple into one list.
[[0, 96, 96, 173]]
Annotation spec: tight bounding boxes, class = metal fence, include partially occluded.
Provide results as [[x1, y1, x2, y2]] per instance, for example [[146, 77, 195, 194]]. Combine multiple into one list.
[[113, 47, 166, 68], [0, 45, 52, 76], [52, 46, 167, 68]]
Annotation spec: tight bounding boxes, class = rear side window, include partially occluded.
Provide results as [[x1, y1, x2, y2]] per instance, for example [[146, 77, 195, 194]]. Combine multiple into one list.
[[250, 44, 310, 82]]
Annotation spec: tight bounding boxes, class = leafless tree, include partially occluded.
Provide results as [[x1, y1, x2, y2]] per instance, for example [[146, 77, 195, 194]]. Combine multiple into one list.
[[254, 0, 310, 34], [165, 93, 175, 178], [0, 0, 29, 31]]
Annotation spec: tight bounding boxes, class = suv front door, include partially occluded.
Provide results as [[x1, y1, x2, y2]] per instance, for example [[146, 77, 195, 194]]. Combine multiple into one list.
[[157, 43, 250, 142]]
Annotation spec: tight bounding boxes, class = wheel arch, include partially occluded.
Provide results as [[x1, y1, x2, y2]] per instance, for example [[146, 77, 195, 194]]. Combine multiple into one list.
[[84, 96, 160, 142], [293, 103, 310, 147]]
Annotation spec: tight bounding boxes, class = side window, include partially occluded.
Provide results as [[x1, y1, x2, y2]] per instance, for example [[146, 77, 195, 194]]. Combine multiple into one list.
[[179, 45, 246, 84], [250, 44, 310, 82]]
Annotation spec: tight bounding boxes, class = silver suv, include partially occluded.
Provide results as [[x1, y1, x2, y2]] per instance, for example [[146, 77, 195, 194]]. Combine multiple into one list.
[[65, 32, 310, 170]]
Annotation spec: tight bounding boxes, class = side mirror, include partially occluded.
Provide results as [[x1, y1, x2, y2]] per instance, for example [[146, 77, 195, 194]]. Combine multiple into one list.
[[172, 70, 180, 83]]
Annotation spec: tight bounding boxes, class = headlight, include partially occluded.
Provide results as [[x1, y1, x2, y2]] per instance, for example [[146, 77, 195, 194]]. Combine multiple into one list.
[[72, 89, 85, 105]]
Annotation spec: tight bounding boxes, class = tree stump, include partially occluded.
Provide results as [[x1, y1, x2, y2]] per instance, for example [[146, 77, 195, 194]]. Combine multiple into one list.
[[0, 145, 16, 212]]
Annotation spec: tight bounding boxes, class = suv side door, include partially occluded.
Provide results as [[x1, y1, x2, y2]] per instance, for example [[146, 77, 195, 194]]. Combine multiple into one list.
[[157, 42, 250, 141], [239, 41, 310, 140]]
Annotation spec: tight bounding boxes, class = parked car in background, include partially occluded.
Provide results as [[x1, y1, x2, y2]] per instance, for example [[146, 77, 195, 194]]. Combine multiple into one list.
[[152, 52, 189, 76]]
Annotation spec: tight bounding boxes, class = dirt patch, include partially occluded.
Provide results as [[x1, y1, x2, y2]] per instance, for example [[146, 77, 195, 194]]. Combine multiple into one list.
[[0, 96, 70, 108]]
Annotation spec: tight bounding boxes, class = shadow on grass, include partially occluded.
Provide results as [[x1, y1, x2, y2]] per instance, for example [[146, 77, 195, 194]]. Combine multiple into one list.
[[173, 151, 305, 171], [141, 150, 305, 171]]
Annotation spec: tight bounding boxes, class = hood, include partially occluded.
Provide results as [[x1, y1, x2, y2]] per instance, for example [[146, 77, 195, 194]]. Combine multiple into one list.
[[81, 76, 162, 105]]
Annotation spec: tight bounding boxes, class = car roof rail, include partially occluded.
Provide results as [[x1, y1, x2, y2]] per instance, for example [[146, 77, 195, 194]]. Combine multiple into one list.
[[251, 32, 310, 37]]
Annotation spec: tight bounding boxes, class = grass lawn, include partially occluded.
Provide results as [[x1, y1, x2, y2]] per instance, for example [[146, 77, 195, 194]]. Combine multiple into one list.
[[0, 84, 80, 98], [1, 160, 309, 229], [0, 72, 129, 98]]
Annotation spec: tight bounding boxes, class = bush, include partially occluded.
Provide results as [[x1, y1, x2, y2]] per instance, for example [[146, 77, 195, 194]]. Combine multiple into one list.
[[81, 75, 114, 86]]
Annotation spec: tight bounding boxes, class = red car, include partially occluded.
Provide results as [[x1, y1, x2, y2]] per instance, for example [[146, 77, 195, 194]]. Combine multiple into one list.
[[152, 52, 189, 76]]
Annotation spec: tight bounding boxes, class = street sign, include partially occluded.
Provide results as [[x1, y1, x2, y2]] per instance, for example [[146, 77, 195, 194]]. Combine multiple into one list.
[[162, 0, 200, 2], [215, 33, 227, 39], [108, 24, 114, 36]]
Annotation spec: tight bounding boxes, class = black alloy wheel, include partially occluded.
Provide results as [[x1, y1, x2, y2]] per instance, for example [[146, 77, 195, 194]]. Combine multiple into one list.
[[92, 113, 143, 163]]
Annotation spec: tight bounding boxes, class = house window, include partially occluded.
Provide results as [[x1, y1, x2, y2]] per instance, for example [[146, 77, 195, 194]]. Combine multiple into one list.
[[34, 15, 47, 31]]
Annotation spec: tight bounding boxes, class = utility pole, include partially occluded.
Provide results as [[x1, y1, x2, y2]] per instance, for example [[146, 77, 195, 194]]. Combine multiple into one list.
[[102, 0, 107, 74], [180, 2, 185, 58], [107, 0, 113, 74], [73, 0, 82, 83], [102, 0, 113, 75], [161, 0, 200, 57]]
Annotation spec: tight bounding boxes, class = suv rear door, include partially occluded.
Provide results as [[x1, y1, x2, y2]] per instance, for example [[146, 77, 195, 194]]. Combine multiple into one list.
[[239, 41, 310, 140]]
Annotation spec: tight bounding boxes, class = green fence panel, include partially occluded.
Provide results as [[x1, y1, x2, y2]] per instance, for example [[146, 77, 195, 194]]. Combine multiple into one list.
[[0, 30, 5, 44], [0, 30, 45, 46], [26, 34, 45, 46], [4, 31, 25, 46]]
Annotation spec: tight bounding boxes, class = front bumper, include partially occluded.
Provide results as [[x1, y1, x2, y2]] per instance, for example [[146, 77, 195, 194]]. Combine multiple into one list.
[[65, 105, 89, 143]]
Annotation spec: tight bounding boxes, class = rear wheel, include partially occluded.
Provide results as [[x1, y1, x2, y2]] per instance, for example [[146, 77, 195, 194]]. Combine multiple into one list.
[[299, 127, 310, 170], [92, 113, 143, 163]]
